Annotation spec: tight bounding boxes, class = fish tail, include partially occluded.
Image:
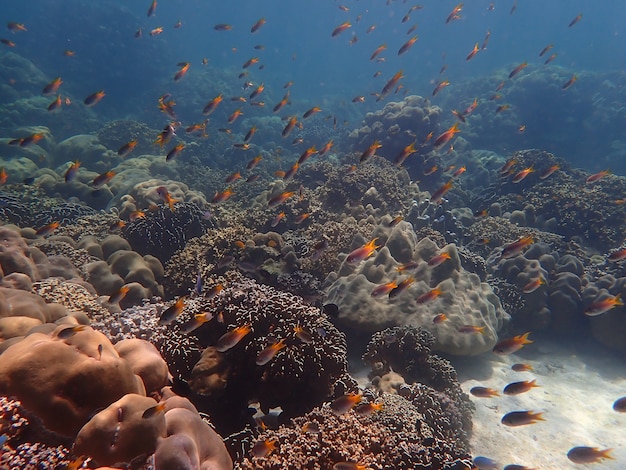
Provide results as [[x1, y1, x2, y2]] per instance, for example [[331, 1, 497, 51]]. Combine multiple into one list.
[[518, 331, 533, 345]]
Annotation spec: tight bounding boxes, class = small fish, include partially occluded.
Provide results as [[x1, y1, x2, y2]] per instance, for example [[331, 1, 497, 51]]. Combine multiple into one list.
[[388, 215, 404, 227], [512, 363, 533, 372], [360, 140, 382, 163], [607, 248, 626, 262], [216, 324, 252, 352], [180, 312, 213, 334], [84, 90, 105, 107], [380, 70, 404, 98], [7, 21, 27, 32], [567, 446, 613, 464], [503, 465, 535, 470], [330, 393, 362, 415], [544, 52, 557, 65], [166, 143, 185, 161], [562, 74, 577, 90], [508, 61, 528, 79], [36, 221, 60, 236], [433, 313, 448, 324], [501, 410, 544, 427], [388, 276, 415, 299], [117, 140, 137, 157], [501, 236, 534, 259], [225, 172, 241, 183], [212, 188, 234, 203], [273, 91, 290, 113], [612, 396, 626, 412], [242, 57, 260, 69], [540, 164, 560, 179], [331, 21, 351, 37], [108, 285, 130, 304], [214, 24, 232, 31], [281, 116, 298, 137], [109, 220, 126, 232], [355, 401, 384, 415], [522, 276, 545, 293], [57, 324, 88, 339], [504, 379, 539, 395], [294, 213, 310, 224], [227, 108, 243, 124], [370, 43, 387, 61], [585, 293, 623, 316], [256, 339, 287, 365], [202, 93, 223, 115], [347, 238, 380, 264], [142, 402, 166, 419], [445, 3, 463, 24], [64, 160, 81, 182], [303, 106, 321, 119], [432, 79, 450, 96], [458, 325, 486, 334], [333, 463, 366, 470], [173, 62, 190, 81], [19, 132, 45, 147], [249, 84, 264, 100], [430, 180, 453, 204], [318, 139, 334, 156], [428, 252, 451, 267], [395, 142, 417, 167], [586, 169, 610, 184], [473, 456, 499, 469], [156, 186, 178, 210], [493, 332, 533, 355], [539, 44, 554, 57], [294, 325, 313, 343], [433, 123, 460, 149], [250, 17, 266, 33], [42, 77, 63, 95], [416, 286, 443, 304], [250, 439, 277, 458], [158, 297, 186, 325], [47, 95, 63, 111], [147, 0, 157, 17], [129, 210, 146, 222], [371, 281, 398, 298], [568, 13, 583, 28], [92, 170, 116, 188], [398, 35, 417, 55], [270, 211, 286, 227], [496, 104, 510, 113], [302, 421, 320, 434], [466, 43, 480, 61], [470, 387, 499, 398], [452, 166, 466, 178]]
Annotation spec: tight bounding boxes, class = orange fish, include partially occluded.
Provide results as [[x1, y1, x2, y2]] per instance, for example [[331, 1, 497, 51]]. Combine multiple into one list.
[[158, 297, 186, 325], [503, 379, 540, 395], [47, 94, 63, 111], [256, 339, 287, 365], [446, 3, 463, 23], [202, 93, 223, 115], [501, 410, 544, 427], [117, 140, 137, 157], [298, 146, 317, 164], [318, 139, 334, 156], [156, 186, 178, 210], [523, 276, 545, 293], [430, 180, 453, 203], [452, 166, 466, 178], [214, 24, 232, 31], [173, 62, 190, 81], [388, 276, 415, 299], [432, 79, 450, 96], [181, 312, 213, 334], [585, 293, 623, 316], [333, 463, 367, 470], [250, 17, 266, 33], [7, 22, 27, 32], [270, 211, 286, 227], [249, 83, 264, 100], [562, 74, 577, 90], [470, 386, 499, 398], [512, 166, 534, 183], [18, 132, 45, 147], [42, 77, 63, 95], [330, 393, 362, 414], [1, 39, 16, 47], [608, 248, 626, 262], [416, 286, 443, 304], [92, 170, 116, 188], [370, 43, 387, 61], [250, 439, 277, 458], [147, 0, 157, 17], [493, 332, 533, 355], [567, 446, 613, 464], [225, 171, 241, 183], [586, 169, 610, 184], [568, 13, 583, 28], [242, 57, 260, 69], [466, 43, 480, 61], [273, 91, 290, 112], [108, 285, 130, 304], [243, 126, 257, 143], [370, 281, 398, 298], [36, 221, 60, 237], [347, 238, 380, 264], [303, 106, 321, 119], [540, 164, 560, 179], [166, 143, 185, 161], [227, 108, 243, 124], [331, 21, 351, 37], [433, 313, 448, 324], [380, 70, 404, 98], [268, 191, 295, 207], [501, 236, 534, 258], [360, 140, 382, 163], [544, 52, 557, 65], [84, 90, 105, 107], [433, 122, 460, 149], [246, 155, 262, 170], [212, 188, 234, 203], [398, 35, 417, 55], [294, 213, 310, 224], [508, 61, 528, 79], [512, 363, 533, 372], [458, 325, 486, 334], [355, 402, 384, 415], [499, 158, 517, 175], [281, 116, 298, 137], [216, 324, 251, 352], [352, 96, 365, 103], [64, 160, 81, 182], [539, 44, 554, 57], [496, 104, 510, 113], [424, 164, 438, 175], [428, 252, 451, 267]]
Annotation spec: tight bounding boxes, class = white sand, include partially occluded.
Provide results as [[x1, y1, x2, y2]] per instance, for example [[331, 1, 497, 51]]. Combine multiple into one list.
[[454, 339, 626, 469]]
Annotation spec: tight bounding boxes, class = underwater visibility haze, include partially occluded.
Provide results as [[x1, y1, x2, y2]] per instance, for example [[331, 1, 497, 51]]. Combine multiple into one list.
[[0, 0, 625, 469]]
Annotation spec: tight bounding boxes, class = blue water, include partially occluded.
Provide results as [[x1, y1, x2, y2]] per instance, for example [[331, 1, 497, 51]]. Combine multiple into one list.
[[1, 0, 625, 167]]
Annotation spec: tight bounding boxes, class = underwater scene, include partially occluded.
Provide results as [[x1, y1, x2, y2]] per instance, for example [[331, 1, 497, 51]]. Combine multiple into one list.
[[0, 0, 625, 468]]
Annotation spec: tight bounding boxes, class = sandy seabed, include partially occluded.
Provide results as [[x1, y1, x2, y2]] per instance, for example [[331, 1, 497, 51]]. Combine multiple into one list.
[[455, 338, 626, 469]]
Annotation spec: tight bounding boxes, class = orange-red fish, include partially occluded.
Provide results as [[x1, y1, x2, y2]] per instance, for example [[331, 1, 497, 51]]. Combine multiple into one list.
[[216, 324, 251, 352], [452, 166, 466, 178], [331, 21, 351, 37], [458, 325, 486, 334], [371, 281, 398, 298], [416, 286, 443, 304], [586, 169, 610, 184], [568, 13, 583, 28], [433, 313, 448, 324], [256, 339, 287, 365], [298, 146, 317, 164], [511, 166, 534, 183], [250, 17, 266, 33], [294, 213, 310, 224], [370, 43, 387, 61], [501, 236, 534, 258], [470, 386, 499, 398], [501, 410, 544, 427], [424, 164, 438, 175], [539, 44, 553, 57], [430, 180, 453, 204], [493, 332, 533, 355], [181, 312, 213, 334], [303, 106, 321, 119], [243, 126, 257, 143], [242, 57, 260, 69], [359, 140, 382, 163], [158, 296, 186, 325], [227, 108, 243, 124], [428, 252, 451, 267], [214, 24, 232, 31], [273, 91, 290, 112], [64, 160, 81, 182], [499, 159, 517, 175], [466, 42, 480, 61], [544, 53, 557, 65], [271, 211, 286, 227], [117, 140, 137, 158], [562, 74, 577, 90], [92, 170, 115, 188], [147, 0, 157, 17], [446, 3, 463, 23], [434, 123, 460, 149], [250, 439, 277, 458], [47, 94, 62, 111], [496, 104, 510, 113], [347, 238, 380, 264], [249, 83, 264, 100], [173, 62, 190, 81], [333, 463, 367, 470], [567, 446, 613, 464], [512, 363, 533, 372], [398, 36, 417, 55], [42, 77, 63, 95], [84, 90, 105, 107], [503, 379, 540, 395], [225, 171, 241, 183], [432, 79, 450, 96], [540, 164, 560, 179], [166, 143, 185, 161], [7, 22, 27, 32], [319, 139, 334, 156], [129, 210, 146, 222], [508, 61, 528, 79], [202, 93, 223, 115], [388, 215, 403, 227], [388, 276, 414, 299], [268, 191, 295, 207], [355, 402, 384, 415], [36, 221, 60, 237], [585, 293, 623, 316], [608, 248, 626, 262], [523, 276, 545, 293], [352, 96, 365, 103], [1, 39, 16, 47], [330, 393, 362, 414], [212, 188, 234, 203], [380, 70, 404, 98], [108, 285, 130, 304], [150, 26, 164, 36], [246, 155, 262, 170], [156, 186, 178, 210]]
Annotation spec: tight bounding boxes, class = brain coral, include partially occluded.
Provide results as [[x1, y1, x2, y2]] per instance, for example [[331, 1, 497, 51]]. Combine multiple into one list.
[[324, 221, 509, 355]]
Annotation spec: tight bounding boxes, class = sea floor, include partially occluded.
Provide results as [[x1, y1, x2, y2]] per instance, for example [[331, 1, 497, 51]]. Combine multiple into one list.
[[454, 338, 626, 469]]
